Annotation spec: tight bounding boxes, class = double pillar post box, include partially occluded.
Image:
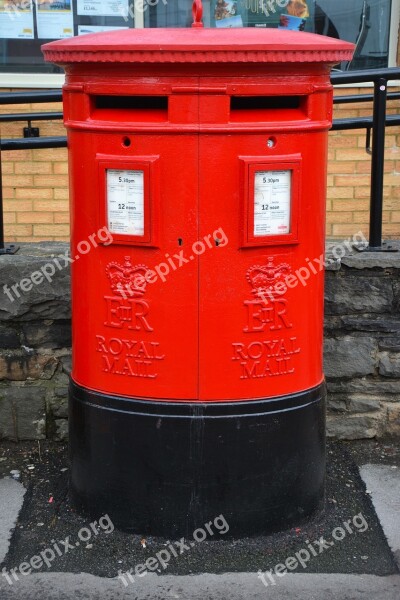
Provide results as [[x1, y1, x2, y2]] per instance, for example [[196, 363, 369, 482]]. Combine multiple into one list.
[[43, 13, 353, 537]]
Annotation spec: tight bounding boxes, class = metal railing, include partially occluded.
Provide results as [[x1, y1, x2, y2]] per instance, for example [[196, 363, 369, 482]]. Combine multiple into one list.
[[331, 67, 400, 251], [0, 90, 66, 254], [0, 67, 400, 254]]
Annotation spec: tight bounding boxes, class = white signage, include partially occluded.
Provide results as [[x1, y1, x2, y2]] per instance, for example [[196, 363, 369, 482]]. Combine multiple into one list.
[[36, 0, 74, 40], [78, 25, 128, 34], [77, 0, 128, 17], [0, 1, 34, 39], [107, 169, 144, 236], [254, 170, 291, 236]]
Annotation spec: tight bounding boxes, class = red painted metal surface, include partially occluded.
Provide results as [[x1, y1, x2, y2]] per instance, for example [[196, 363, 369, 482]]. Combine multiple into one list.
[[42, 29, 353, 402], [192, 0, 204, 28]]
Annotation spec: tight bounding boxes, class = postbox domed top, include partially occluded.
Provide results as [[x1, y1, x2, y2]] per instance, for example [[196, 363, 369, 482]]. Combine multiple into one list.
[[42, 28, 353, 66]]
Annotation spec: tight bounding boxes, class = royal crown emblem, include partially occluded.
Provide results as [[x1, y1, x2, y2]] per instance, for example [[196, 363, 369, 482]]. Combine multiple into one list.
[[247, 258, 291, 298], [106, 257, 149, 297]]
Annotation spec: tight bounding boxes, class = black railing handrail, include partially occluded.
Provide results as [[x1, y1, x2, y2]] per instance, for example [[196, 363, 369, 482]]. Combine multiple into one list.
[[1, 137, 67, 151], [0, 112, 63, 123], [0, 67, 399, 253], [334, 92, 400, 104], [331, 67, 400, 85], [0, 90, 62, 105], [331, 114, 400, 130]]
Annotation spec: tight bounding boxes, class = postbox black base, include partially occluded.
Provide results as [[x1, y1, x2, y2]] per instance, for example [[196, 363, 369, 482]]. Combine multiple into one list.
[[69, 380, 326, 538]]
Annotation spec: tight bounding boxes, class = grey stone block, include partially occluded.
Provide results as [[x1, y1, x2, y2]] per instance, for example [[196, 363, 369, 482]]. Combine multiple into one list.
[[341, 317, 400, 333], [379, 352, 400, 378], [22, 320, 71, 349], [50, 397, 68, 419], [378, 337, 400, 352], [324, 276, 393, 315], [0, 244, 71, 322], [324, 337, 377, 378], [0, 324, 20, 349], [327, 378, 400, 398], [0, 351, 58, 381], [60, 354, 72, 375], [394, 280, 400, 312], [327, 398, 347, 413], [325, 257, 341, 271], [0, 385, 46, 440], [386, 403, 400, 436], [327, 413, 383, 440], [54, 419, 68, 442], [340, 244, 400, 269], [348, 396, 381, 413]]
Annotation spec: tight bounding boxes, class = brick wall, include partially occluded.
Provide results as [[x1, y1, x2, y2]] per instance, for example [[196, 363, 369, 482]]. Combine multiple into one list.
[[1, 96, 69, 242], [328, 87, 400, 238], [1, 87, 399, 242]]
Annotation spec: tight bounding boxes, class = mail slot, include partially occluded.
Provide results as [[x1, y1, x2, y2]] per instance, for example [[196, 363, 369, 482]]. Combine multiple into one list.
[[43, 8, 353, 537]]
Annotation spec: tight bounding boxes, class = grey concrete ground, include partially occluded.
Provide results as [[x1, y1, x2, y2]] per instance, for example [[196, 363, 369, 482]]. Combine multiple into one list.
[[0, 572, 400, 600], [0, 479, 26, 564], [0, 442, 399, 599], [360, 464, 400, 568]]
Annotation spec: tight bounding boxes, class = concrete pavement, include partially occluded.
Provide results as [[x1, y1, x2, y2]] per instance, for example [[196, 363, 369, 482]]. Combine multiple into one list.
[[360, 464, 400, 568], [0, 478, 26, 564], [0, 572, 400, 600], [0, 441, 399, 599]]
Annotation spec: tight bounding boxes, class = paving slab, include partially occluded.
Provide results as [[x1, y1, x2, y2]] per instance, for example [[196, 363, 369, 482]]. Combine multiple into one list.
[[0, 572, 400, 600], [0, 478, 26, 564], [360, 464, 400, 568]]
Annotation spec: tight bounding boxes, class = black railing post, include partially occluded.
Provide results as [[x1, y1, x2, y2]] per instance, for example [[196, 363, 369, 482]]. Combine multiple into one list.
[[369, 78, 388, 249], [0, 145, 19, 255]]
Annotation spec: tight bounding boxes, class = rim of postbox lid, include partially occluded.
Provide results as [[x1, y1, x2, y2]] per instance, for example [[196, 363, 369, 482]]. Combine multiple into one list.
[[41, 28, 354, 66]]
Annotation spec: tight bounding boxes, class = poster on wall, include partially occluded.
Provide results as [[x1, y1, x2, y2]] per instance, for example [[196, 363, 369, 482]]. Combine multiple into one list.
[[77, 0, 128, 18], [214, 0, 243, 27], [78, 24, 128, 34], [278, 0, 308, 31], [0, 0, 34, 38], [240, 0, 311, 28], [36, 0, 74, 39]]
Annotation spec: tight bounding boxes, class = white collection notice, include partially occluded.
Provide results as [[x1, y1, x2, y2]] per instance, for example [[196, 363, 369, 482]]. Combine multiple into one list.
[[254, 170, 291, 236], [107, 169, 145, 236], [77, 0, 128, 17]]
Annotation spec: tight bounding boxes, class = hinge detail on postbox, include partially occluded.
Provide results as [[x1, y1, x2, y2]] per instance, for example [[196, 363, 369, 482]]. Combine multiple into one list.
[[171, 86, 227, 94]]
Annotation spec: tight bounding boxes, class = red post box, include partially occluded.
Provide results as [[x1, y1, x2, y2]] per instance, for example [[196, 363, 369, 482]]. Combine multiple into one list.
[[43, 10, 353, 536]]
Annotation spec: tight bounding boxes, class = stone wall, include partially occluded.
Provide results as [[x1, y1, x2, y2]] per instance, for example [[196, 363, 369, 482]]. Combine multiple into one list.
[[0, 242, 399, 441], [0, 243, 71, 442], [324, 243, 400, 440]]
